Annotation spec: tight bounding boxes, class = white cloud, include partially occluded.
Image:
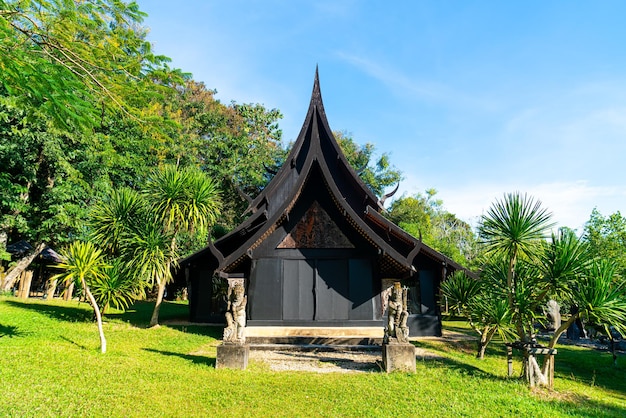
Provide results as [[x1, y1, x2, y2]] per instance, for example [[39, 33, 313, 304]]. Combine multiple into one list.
[[397, 176, 626, 232]]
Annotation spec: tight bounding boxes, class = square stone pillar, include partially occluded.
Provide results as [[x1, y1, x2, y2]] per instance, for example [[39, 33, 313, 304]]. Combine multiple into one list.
[[216, 343, 249, 370], [382, 342, 416, 373]]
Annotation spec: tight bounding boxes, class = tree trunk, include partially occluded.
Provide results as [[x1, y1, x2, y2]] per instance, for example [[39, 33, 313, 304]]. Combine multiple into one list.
[[528, 354, 548, 387], [63, 281, 75, 301], [83, 279, 106, 354], [477, 341, 488, 360], [46, 278, 58, 299], [19, 270, 33, 299], [540, 313, 578, 376], [150, 281, 166, 327], [476, 326, 497, 359], [2, 242, 46, 291]]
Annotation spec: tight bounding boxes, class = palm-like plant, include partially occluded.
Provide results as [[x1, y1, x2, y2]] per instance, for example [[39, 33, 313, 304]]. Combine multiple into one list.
[[441, 270, 515, 359], [537, 228, 590, 298], [52, 241, 110, 353], [441, 271, 482, 315], [469, 297, 516, 359], [142, 164, 221, 326], [144, 165, 221, 234], [123, 217, 177, 326], [548, 259, 626, 349], [89, 165, 221, 327], [91, 187, 146, 255], [479, 192, 554, 340], [90, 259, 144, 314]]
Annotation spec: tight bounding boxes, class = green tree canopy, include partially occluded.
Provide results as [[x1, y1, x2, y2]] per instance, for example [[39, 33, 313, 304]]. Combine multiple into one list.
[[334, 131, 402, 198], [0, 0, 176, 129], [583, 208, 626, 277], [387, 189, 477, 267]]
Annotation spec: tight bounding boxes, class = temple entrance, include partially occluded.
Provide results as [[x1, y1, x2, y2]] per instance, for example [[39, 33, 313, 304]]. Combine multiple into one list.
[[247, 256, 380, 325]]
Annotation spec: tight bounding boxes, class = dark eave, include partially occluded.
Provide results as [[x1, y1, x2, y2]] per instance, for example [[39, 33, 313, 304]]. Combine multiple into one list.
[[364, 206, 466, 273]]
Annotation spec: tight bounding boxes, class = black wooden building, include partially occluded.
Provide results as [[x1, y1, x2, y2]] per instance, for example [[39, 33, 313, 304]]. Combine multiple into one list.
[[177, 70, 465, 337]]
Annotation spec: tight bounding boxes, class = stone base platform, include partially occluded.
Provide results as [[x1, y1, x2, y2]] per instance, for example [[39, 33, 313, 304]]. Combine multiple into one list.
[[216, 343, 249, 370], [382, 342, 416, 373]]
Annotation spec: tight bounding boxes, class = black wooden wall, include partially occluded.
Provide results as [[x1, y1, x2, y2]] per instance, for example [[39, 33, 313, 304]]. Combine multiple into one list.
[[247, 254, 382, 326]]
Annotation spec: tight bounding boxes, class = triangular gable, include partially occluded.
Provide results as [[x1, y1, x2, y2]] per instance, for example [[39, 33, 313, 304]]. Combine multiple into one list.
[[277, 201, 354, 249], [177, 68, 467, 278]]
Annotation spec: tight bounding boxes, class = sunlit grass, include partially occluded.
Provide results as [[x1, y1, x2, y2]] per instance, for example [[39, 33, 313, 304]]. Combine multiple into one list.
[[1, 296, 625, 417]]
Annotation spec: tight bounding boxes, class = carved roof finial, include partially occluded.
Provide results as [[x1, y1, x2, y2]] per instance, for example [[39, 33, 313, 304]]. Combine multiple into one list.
[[312, 64, 322, 106]]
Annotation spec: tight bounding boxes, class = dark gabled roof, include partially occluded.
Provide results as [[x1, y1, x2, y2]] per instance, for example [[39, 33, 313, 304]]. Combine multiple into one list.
[[182, 69, 466, 276], [5, 240, 62, 263], [6, 240, 33, 256]]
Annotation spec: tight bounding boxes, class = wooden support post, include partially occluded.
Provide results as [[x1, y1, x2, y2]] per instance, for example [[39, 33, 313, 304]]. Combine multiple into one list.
[[527, 354, 535, 388], [507, 345, 513, 377], [548, 354, 554, 389], [509, 342, 557, 389], [17, 270, 25, 297], [20, 270, 33, 299]]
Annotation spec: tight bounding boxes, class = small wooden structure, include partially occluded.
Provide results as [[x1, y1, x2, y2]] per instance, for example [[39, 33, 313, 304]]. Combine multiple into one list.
[[176, 69, 467, 338], [506, 342, 557, 389], [4, 241, 62, 298]]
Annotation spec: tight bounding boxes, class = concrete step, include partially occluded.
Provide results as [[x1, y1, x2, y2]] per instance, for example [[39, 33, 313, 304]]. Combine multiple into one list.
[[247, 336, 382, 346], [249, 343, 382, 352], [245, 326, 383, 339]]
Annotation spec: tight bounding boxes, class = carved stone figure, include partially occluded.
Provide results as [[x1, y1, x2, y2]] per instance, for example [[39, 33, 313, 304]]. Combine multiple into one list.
[[384, 282, 409, 343], [223, 283, 247, 344]]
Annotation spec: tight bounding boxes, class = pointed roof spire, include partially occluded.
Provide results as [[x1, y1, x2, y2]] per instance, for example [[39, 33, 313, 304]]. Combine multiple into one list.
[[311, 64, 323, 108]]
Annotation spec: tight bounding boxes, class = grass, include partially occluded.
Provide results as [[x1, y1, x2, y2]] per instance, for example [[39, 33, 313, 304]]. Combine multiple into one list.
[[0, 297, 624, 417]]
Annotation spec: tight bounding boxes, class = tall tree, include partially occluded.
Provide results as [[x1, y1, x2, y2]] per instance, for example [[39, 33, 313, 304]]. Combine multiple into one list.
[[0, 0, 181, 286], [147, 80, 285, 229]]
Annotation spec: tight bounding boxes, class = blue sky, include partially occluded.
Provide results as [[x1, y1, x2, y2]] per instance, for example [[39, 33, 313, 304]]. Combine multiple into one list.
[[141, 1, 626, 232]]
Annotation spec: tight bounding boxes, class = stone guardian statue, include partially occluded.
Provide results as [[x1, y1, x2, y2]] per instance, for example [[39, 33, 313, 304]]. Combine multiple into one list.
[[385, 281, 409, 344], [223, 283, 247, 344]]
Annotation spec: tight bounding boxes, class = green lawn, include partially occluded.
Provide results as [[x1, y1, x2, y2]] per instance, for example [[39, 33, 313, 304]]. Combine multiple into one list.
[[0, 297, 624, 417]]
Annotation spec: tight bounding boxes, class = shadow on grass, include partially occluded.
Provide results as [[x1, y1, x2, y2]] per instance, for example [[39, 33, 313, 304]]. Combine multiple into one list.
[[144, 348, 216, 368], [421, 353, 512, 382], [422, 333, 626, 409], [165, 324, 223, 339], [0, 323, 24, 338], [60, 335, 88, 350], [4, 299, 93, 323], [443, 326, 476, 336], [106, 301, 190, 328], [555, 397, 626, 418], [553, 345, 626, 395]]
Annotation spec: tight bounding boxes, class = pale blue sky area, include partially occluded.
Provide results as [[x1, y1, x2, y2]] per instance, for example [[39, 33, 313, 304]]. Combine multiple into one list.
[[141, 1, 626, 231]]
